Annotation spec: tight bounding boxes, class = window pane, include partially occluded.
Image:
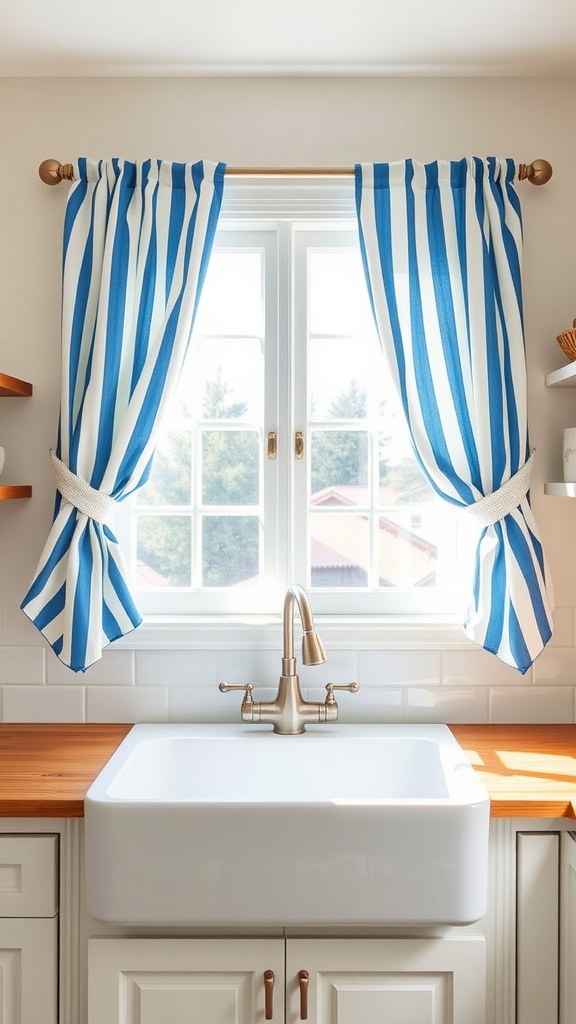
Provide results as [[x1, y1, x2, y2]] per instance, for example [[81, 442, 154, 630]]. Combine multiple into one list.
[[202, 516, 260, 587], [137, 431, 191, 506], [376, 446, 442, 591], [379, 445, 434, 500], [179, 339, 264, 422], [136, 515, 191, 587], [310, 514, 369, 588], [194, 251, 263, 337], [311, 430, 368, 499], [308, 251, 373, 336], [202, 431, 259, 505], [377, 509, 437, 588], [309, 348, 374, 421]]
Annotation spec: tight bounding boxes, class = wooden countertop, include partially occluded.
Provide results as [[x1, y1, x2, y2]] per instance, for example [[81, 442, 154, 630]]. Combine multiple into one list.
[[451, 724, 576, 820], [1, 723, 576, 819], [0, 724, 131, 817]]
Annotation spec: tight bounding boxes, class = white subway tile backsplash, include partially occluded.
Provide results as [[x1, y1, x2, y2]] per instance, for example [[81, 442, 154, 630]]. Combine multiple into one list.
[[442, 647, 533, 687], [136, 649, 218, 687], [357, 649, 441, 687], [405, 686, 489, 723], [489, 685, 575, 723], [46, 648, 134, 686], [1, 607, 47, 646], [0, 623, 575, 724], [338, 687, 403, 724], [0, 646, 44, 685], [298, 650, 358, 688], [86, 686, 169, 723], [1, 685, 85, 722], [218, 649, 290, 688], [548, 606, 574, 647], [169, 685, 244, 723], [304, 684, 402, 723], [533, 646, 576, 685]]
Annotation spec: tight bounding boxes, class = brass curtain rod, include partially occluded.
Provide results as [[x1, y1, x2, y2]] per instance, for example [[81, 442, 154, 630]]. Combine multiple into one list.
[[38, 158, 553, 187]]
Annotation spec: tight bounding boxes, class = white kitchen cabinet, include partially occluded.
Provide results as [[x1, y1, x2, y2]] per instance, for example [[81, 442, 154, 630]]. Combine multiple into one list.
[[88, 934, 485, 1024], [286, 937, 485, 1024], [88, 938, 285, 1024], [516, 831, 560, 1024], [0, 834, 58, 1024], [561, 831, 576, 1024]]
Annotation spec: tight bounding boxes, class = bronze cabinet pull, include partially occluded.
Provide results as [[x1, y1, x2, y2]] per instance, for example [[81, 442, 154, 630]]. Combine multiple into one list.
[[264, 969, 275, 1020], [298, 969, 310, 1020]]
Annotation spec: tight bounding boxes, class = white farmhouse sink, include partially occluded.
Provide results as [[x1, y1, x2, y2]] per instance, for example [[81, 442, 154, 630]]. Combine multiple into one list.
[[84, 723, 489, 928]]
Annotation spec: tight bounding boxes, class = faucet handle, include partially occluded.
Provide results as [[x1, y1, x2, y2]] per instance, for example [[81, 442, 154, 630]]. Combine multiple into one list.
[[219, 682, 254, 704], [325, 682, 359, 706]]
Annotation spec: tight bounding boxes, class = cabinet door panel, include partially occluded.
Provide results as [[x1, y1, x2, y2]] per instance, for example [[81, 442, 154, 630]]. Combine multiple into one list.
[[287, 936, 485, 1024], [0, 917, 57, 1024], [88, 937, 284, 1024], [0, 946, 19, 1021], [125, 969, 256, 1024], [516, 831, 560, 1024], [315, 969, 450, 1023], [0, 835, 58, 917], [561, 831, 576, 1024]]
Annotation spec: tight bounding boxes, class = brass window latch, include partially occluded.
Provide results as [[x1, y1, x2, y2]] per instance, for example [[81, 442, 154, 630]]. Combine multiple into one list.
[[267, 431, 305, 459]]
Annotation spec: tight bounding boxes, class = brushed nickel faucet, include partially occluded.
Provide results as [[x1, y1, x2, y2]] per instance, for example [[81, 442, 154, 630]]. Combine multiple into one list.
[[219, 583, 358, 734]]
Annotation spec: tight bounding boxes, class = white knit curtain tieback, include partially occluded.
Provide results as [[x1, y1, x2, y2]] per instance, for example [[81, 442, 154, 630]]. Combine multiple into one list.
[[465, 449, 536, 527], [50, 449, 116, 526]]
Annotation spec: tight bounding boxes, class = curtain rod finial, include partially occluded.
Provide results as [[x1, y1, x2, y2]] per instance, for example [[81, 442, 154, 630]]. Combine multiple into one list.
[[38, 159, 74, 185], [517, 159, 553, 186]]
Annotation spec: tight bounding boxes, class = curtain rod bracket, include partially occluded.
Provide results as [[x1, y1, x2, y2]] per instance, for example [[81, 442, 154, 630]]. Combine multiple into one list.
[[38, 157, 553, 186]]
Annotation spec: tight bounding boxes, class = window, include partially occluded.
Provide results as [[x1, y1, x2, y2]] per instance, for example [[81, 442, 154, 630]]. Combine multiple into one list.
[[117, 182, 462, 619]]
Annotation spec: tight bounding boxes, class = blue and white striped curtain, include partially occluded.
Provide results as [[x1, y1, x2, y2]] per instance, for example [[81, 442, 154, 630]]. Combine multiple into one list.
[[21, 157, 225, 672], [355, 157, 554, 673]]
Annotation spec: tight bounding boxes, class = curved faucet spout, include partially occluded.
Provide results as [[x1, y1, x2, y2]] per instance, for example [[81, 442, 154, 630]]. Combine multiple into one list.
[[283, 583, 327, 675]]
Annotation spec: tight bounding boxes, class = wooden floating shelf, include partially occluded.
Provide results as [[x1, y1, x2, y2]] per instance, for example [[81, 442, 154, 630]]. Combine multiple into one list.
[[0, 485, 32, 500], [0, 373, 33, 497], [0, 373, 33, 398], [0, 485, 32, 501]]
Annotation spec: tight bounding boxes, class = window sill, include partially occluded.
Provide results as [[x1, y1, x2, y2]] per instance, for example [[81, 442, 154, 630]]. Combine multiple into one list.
[[112, 614, 474, 652]]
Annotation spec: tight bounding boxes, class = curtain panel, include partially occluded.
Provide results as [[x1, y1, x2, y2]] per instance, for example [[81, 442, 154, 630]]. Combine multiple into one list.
[[21, 157, 225, 672], [355, 157, 553, 673]]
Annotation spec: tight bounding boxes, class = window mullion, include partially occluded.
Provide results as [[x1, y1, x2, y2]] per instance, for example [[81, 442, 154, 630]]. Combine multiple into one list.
[[264, 223, 288, 598], [290, 226, 311, 589]]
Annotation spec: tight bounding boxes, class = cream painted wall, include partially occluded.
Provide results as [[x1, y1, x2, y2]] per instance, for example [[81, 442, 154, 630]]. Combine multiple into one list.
[[1, 75, 576, 722]]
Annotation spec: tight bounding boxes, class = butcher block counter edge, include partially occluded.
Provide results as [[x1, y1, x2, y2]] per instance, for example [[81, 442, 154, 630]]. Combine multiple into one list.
[[1, 723, 576, 819]]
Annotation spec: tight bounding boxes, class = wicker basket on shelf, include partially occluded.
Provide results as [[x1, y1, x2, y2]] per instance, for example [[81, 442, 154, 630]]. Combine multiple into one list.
[[557, 320, 576, 361]]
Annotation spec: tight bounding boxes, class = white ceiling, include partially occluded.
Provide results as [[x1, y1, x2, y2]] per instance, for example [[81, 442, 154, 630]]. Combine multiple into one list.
[[2, 0, 576, 77]]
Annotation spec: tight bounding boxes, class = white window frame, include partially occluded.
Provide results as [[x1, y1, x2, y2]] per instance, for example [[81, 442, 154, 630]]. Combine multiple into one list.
[[113, 178, 469, 652]]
